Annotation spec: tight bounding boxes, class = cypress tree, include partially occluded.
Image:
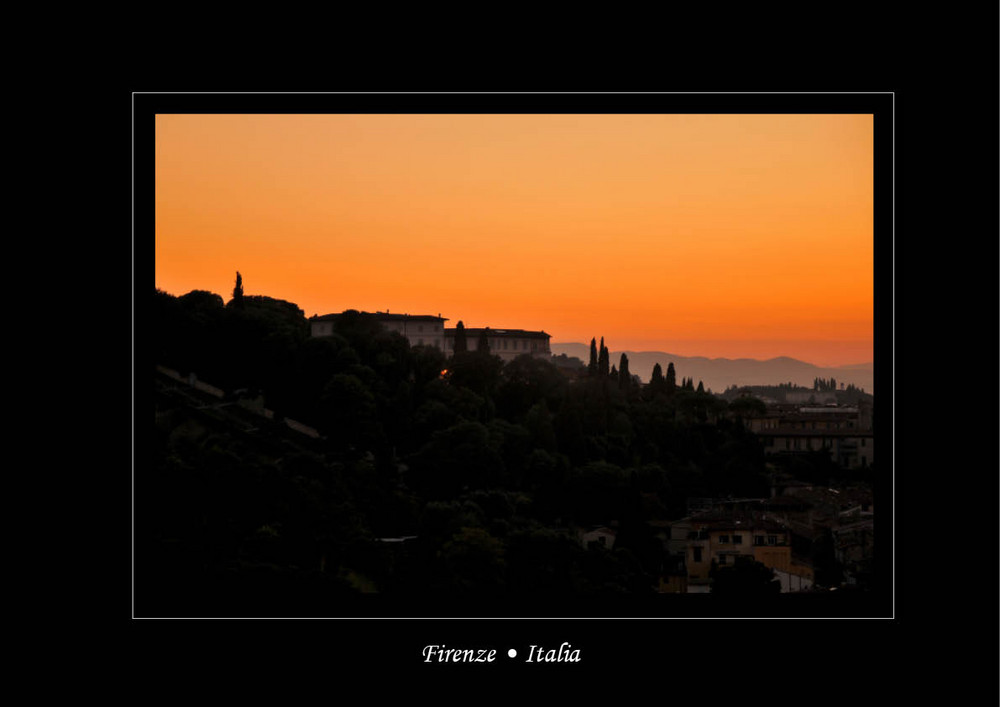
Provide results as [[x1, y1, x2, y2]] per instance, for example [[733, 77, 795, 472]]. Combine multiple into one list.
[[598, 337, 609, 377], [478, 328, 491, 354], [619, 353, 630, 390], [588, 338, 598, 377], [454, 321, 467, 354], [649, 363, 664, 397], [232, 271, 244, 308], [666, 362, 677, 394]]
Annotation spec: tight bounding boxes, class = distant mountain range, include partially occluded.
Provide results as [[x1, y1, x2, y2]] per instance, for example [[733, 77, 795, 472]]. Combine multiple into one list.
[[550, 343, 874, 395]]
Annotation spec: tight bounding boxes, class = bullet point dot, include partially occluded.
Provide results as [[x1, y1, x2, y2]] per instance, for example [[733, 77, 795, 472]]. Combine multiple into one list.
[[507, 649, 517, 658]]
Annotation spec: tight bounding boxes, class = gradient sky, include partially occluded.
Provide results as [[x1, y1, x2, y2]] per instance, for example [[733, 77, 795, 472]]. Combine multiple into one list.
[[155, 113, 873, 367]]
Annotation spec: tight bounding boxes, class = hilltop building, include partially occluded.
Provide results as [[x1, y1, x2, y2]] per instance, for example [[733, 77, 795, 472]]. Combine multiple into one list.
[[309, 311, 551, 361], [310, 311, 447, 349], [445, 327, 551, 362]]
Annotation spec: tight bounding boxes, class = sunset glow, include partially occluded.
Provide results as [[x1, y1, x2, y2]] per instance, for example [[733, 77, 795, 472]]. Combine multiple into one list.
[[155, 113, 874, 367]]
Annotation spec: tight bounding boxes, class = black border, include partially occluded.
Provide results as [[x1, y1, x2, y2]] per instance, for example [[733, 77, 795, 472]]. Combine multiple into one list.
[[133, 92, 896, 669]]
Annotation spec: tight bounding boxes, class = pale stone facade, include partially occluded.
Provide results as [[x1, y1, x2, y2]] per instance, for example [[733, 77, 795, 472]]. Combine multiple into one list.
[[309, 311, 551, 362], [444, 327, 551, 362], [310, 311, 447, 350]]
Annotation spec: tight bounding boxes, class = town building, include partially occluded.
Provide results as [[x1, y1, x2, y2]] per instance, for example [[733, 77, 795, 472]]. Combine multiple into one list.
[[750, 402, 874, 469], [682, 510, 815, 593]]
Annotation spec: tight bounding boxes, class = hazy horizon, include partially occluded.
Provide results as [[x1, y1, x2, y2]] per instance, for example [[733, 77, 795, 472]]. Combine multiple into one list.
[[550, 340, 872, 368]]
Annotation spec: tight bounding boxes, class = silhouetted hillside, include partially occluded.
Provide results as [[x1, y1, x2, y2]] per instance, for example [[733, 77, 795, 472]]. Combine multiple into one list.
[[142, 287, 878, 617]]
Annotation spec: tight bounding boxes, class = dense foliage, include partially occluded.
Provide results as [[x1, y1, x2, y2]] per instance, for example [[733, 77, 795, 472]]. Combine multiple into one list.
[[145, 287, 788, 616]]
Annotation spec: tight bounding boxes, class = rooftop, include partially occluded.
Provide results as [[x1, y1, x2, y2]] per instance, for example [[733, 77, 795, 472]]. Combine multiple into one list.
[[311, 311, 447, 323], [447, 327, 550, 338], [689, 510, 788, 533]]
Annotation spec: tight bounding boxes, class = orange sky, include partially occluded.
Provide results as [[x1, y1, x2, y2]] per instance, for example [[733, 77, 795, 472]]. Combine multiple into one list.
[[155, 113, 874, 367]]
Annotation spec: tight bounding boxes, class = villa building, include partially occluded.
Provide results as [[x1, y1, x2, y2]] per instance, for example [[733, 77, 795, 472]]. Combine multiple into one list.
[[309, 311, 551, 362], [309, 311, 448, 349], [444, 327, 551, 362]]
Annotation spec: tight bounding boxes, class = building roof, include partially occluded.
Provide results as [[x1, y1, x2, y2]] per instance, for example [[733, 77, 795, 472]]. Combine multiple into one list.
[[311, 311, 447, 323], [689, 511, 788, 533], [446, 327, 550, 339]]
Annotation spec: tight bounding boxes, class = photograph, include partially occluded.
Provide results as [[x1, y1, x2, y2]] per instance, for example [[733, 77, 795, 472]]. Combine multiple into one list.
[[134, 93, 894, 660]]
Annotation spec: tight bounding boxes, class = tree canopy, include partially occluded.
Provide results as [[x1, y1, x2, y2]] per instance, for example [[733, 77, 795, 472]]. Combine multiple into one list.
[[146, 286, 855, 615]]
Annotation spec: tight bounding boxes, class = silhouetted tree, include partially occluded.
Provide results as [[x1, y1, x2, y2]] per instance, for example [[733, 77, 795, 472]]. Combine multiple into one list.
[[478, 328, 491, 355], [666, 362, 677, 395], [728, 395, 767, 424], [810, 528, 844, 588], [454, 321, 467, 354], [598, 337, 609, 377], [232, 271, 244, 308], [696, 380, 705, 393], [588, 338, 598, 377], [619, 353, 630, 391]]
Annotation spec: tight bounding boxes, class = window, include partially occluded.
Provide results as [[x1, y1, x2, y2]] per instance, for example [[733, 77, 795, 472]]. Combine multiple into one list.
[[754, 536, 765, 546], [718, 535, 729, 544], [732, 535, 742, 545], [718, 554, 727, 565], [767, 535, 778, 546]]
